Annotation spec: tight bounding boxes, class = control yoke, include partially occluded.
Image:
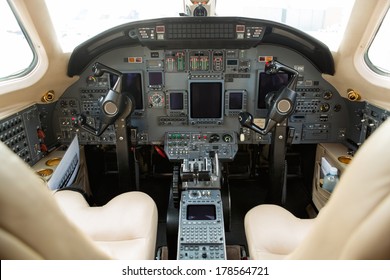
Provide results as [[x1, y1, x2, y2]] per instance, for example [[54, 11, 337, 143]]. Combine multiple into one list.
[[239, 60, 298, 135], [77, 62, 134, 136]]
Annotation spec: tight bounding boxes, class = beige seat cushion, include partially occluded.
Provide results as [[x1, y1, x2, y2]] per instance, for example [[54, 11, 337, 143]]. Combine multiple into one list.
[[245, 205, 314, 259], [53, 190, 158, 260]]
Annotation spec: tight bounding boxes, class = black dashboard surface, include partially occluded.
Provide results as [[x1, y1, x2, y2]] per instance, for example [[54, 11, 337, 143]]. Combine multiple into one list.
[[68, 17, 334, 77]]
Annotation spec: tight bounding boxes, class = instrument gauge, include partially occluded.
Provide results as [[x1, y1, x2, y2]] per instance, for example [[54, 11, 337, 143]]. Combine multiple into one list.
[[323, 90, 333, 100], [320, 103, 330, 112], [86, 75, 97, 85], [222, 134, 233, 143], [86, 75, 108, 88], [148, 92, 165, 108], [209, 134, 220, 143]]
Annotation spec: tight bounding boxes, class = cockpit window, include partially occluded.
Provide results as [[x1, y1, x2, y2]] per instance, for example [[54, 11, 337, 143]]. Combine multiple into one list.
[[0, 1, 36, 81], [45, 0, 183, 53], [216, 0, 355, 51], [366, 8, 390, 76], [45, 0, 355, 53]]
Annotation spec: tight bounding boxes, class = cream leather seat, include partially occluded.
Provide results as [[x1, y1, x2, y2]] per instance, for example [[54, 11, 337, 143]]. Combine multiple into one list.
[[0, 141, 158, 260], [245, 118, 390, 260]]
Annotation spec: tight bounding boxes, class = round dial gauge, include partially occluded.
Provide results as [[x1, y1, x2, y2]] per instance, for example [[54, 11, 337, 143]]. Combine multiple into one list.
[[149, 92, 165, 108], [222, 134, 233, 143]]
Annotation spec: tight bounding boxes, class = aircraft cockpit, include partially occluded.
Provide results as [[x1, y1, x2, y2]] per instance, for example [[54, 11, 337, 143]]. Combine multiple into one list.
[[1, 0, 390, 265]]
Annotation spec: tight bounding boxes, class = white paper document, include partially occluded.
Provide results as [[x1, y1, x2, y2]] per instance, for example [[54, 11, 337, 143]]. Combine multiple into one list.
[[48, 136, 80, 190]]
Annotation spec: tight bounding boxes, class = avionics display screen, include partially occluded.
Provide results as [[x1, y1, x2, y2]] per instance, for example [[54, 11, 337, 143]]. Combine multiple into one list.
[[148, 72, 163, 87], [187, 205, 216, 220], [170, 92, 184, 110], [257, 72, 289, 109], [110, 73, 144, 110], [189, 81, 223, 120], [229, 91, 243, 110]]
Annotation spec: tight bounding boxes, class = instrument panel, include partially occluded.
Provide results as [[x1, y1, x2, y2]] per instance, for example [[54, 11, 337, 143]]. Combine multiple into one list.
[[52, 44, 348, 148]]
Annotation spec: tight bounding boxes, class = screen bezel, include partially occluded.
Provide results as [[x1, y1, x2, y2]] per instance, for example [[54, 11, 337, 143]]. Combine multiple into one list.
[[188, 80, 224, 125], [147, 71, 164, 89], [224, 89, 247, 116], [229, 91, 243, 110], [166, 90, 188, 116]]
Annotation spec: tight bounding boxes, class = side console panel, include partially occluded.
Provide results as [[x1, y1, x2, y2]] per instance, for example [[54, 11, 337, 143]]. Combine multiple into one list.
[[0, 105, 43, 165], [353, 102, 390, 147]]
